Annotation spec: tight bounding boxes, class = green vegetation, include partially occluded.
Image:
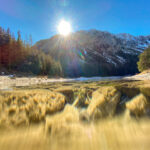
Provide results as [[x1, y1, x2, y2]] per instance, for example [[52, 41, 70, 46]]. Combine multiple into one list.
[[137, 47, 150, 72], [0, 27, 62, 76]]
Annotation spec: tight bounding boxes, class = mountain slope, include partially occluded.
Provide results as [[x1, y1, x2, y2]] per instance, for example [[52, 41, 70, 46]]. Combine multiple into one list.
[[34, 30, 150, 77]]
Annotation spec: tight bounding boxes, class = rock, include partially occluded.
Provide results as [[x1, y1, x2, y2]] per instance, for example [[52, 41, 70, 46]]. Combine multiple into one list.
[[126, 94, 150, 117], [116, 86, 140, 98], [87, 86, 121, 119], [54, 87, 74, 104], [8, 74, 16, 79], [79, 109, 90, 122], [140, 87, 150, 97]]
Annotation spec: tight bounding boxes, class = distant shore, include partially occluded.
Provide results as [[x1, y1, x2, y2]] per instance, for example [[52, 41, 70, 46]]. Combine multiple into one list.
[[0, 71, 150, 90]]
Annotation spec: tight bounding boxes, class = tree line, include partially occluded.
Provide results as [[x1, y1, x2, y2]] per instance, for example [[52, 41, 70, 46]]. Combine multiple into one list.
[[0, 27, 62, 76]]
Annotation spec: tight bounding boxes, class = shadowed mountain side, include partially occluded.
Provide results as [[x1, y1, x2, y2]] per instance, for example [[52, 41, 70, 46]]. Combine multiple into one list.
[[34, 30, 150, 77]]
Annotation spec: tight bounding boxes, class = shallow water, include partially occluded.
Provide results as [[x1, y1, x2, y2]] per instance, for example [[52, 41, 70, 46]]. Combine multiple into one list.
[[0, 117, 150, 150], [0, 75, 123, 90], [0, 78, 150, 150]]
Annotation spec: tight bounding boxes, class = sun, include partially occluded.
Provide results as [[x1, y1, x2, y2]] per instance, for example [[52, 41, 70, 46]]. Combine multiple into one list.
[[57, 20, 72, 36]]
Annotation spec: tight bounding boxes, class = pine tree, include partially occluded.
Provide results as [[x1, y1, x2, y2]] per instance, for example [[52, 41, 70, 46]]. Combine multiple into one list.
[[29, 34, 33, 46], [17, 30, 21, 43]]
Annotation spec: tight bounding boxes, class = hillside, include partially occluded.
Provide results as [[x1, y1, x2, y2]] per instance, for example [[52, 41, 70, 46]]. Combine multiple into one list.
[[34, 30, 150, 77]]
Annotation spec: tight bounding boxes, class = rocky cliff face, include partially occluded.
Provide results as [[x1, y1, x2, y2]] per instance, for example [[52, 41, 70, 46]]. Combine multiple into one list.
[[35, 30, 150, 77]]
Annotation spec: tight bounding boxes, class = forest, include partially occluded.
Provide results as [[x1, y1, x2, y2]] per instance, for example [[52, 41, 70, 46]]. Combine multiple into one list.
[[0, 27, 62, 76]]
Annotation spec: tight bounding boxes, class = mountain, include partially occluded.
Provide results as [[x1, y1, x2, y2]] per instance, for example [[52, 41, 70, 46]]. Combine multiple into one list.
[[34, 30, 150, 77]]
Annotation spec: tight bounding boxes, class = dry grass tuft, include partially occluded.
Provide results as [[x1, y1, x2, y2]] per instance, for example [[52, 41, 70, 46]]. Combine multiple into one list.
[[0, 89, 66, 127], [126, 94, 150, 117], [73, 88, 92, 107], [87, 86, 121, 119], [138, 69, 150, 75]]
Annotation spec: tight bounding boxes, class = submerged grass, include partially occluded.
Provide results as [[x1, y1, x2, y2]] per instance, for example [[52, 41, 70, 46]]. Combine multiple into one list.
[[0, 79, 150, 150], [0, 116, 150, 150]]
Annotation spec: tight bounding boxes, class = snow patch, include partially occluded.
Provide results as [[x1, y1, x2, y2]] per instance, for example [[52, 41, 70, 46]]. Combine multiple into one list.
[[116, 55, 126, 63], [105, 56, 117, 66]]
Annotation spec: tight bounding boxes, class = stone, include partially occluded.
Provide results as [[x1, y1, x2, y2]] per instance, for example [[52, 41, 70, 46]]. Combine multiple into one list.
[[140, 87, 150, 97], [54, 87, 74, 104]]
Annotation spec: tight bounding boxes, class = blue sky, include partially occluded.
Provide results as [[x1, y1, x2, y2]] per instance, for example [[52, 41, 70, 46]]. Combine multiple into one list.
[[0, 0, 150, 43]]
